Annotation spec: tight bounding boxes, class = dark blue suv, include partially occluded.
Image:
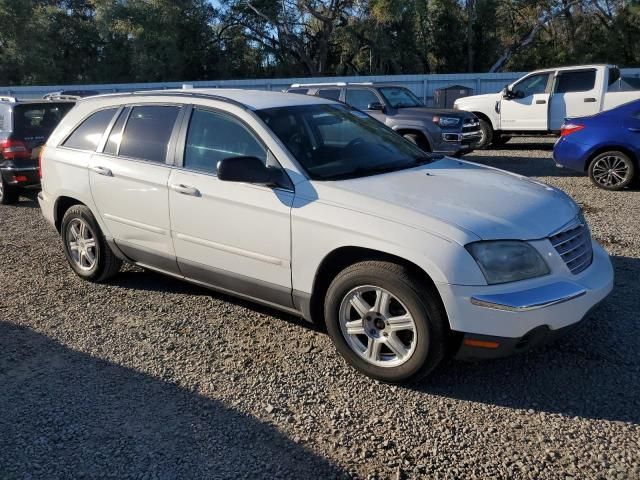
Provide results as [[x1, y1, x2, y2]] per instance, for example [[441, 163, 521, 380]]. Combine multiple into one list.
[[553, 99, 640, 190]]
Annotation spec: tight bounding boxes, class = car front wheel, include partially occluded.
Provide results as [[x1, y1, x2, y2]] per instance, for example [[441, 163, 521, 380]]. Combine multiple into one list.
[[588, 151, 635, 191], [473, 119, 493, 149], [324, 261, 447, 383], [61, 205, 122, 282]]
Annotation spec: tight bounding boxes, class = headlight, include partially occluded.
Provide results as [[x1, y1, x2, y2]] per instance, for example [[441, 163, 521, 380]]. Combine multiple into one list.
[[466, 241, 550, 285], [433, 116, 460, 127]]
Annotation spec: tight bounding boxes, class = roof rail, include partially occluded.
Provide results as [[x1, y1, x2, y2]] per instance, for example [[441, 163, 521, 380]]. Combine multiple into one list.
[[0, 96, 17, 102], [130, 90, 250, 110], [290, 82, 374, 88], [42, 94, 82, 101]]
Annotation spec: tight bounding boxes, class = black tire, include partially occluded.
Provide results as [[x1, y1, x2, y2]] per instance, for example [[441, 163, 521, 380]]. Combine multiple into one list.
[[588, 151, 635, 191], [403, 133, 431, 152], [0, 177, 19, 205], [473, 118, 493, 150], [61, 205, 122, 282], [324, 261, 447, 383]]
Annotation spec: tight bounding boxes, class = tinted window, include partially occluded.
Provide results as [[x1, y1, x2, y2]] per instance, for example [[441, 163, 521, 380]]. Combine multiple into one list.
[[345, 89, 380, 110], [555, 71, 596, 93], [119, 106, 180, 163], [288, 88, 309, 95], [103, 107, 129, 155], [317, 89, 341, 100], [63, 108, 118, 151], [257, 104, 429, 180], [378, 87, 422, 108], [184, 109, 267, 174], [513, 73, 550, 97], [15, 103, 74, 136]]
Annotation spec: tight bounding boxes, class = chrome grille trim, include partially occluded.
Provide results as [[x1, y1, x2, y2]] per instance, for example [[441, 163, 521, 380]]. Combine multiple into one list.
[[549, 223, 593, 275]]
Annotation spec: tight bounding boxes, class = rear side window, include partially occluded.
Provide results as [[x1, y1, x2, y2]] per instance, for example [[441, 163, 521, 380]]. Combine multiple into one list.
[[184, 108, 267, 174], [119, 106, 180, 163], [103, 107, 130, 155], [288, 88, 309, 95], [317, 89, 341, 101], [63, 108, 118, 151], [345, 89, 380, 110], [15, 103, 74, 136], [555, 71, 596, 93]]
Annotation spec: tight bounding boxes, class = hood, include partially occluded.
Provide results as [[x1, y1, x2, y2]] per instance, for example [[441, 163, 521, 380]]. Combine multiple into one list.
[[394, 107, 472, 119], [318, 158, 579, 242], [454, 92, 501, 107]]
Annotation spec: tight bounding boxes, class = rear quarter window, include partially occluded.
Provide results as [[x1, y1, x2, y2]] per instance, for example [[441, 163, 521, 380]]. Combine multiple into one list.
[[62, 108, 118, 152]]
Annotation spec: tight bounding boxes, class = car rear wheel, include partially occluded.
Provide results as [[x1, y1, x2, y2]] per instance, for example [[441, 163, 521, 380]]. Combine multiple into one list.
[[0, 177, 19, 205], [61, 205, 122, 282], [324, 261, 447, 383], [588, 151, 635, 191]]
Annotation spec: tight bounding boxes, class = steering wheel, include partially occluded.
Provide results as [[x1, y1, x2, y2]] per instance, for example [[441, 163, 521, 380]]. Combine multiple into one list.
[[346, 137, 365, 149]]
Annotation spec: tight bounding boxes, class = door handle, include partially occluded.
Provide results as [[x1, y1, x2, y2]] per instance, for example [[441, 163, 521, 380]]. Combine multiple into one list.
[[629, 127, 640, 133], [536, 100, 547, 104], [584, 98, 597, 103], [170, 184, 200, 197], [90, 166, 113, 176]]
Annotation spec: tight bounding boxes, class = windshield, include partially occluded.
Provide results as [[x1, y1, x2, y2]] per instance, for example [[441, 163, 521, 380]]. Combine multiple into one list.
[[378, 87, 423, 108], [13, 103, 74, 136], [256, 104, 432, 181]]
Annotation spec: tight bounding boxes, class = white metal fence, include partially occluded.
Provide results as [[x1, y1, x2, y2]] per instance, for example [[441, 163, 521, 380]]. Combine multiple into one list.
[[2, 69, 640, 105]]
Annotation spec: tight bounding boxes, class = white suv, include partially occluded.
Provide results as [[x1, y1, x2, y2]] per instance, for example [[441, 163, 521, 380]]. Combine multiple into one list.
[[38, 89, 614, 382]]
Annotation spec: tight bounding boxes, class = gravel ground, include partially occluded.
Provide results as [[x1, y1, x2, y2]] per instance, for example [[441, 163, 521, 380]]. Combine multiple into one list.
[[1, 138, 639, 479]]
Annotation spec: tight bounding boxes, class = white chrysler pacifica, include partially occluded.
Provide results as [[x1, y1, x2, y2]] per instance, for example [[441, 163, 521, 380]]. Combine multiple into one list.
[[38, 89, 614, 382]]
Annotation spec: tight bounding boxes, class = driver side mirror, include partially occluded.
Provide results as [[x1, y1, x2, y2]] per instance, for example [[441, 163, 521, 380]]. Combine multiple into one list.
[[217, 156, 287, 188], [367, 102, 385, 112]]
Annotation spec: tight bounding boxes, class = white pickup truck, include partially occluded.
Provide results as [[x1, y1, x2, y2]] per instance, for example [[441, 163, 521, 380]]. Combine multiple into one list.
[[454, 64, 640, 148]]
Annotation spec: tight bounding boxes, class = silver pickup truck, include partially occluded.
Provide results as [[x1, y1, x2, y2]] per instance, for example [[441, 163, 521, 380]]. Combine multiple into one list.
[[287, 83, 481, 156]]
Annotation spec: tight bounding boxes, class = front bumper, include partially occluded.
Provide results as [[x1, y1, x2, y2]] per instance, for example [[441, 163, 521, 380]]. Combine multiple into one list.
[[0, 166, 40, 188], [437, 241, 614, 355]]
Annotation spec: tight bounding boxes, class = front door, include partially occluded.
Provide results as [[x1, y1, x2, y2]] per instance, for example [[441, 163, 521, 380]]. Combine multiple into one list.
[[500, 72, 552, 131], [168, 107, 294, 307], [89, 105, 182, 272]]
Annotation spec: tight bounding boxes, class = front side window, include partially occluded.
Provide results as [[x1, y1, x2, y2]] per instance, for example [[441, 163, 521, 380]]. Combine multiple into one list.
[[317, 89, 341, 101], [119, 106, 180, 163], [63, 108, 118, 151], [257, 104, 430, 181], [378, 87, 422, 108], [513, 73, 550, 97], [554, 71, 596, 94], [345, 89, 381, 110], [184, 108, 267, 175]]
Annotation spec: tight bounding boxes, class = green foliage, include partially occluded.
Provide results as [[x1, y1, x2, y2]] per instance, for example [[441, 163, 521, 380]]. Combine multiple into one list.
[[0, 0, 637, 85]]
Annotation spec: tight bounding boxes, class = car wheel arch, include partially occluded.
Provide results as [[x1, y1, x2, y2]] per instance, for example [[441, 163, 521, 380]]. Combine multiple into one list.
[[472, 111, 496, 130], [396, 129, 433, 151], [54, 196, 86, 232], [308, 246, 447, 327]]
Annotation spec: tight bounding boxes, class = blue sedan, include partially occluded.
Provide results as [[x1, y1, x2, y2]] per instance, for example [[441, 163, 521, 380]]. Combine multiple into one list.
[[553, 99, 640, 190]]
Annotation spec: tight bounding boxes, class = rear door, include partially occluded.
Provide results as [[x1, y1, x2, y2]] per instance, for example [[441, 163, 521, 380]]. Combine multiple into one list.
[[549, 69, 601, 130], [499, 72, 552, 131], [88, 104, 183, 273]]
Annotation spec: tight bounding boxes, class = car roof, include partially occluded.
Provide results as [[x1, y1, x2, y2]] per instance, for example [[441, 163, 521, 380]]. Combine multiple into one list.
[[289, 83, 403, 89], [82, 88, 337, 111]]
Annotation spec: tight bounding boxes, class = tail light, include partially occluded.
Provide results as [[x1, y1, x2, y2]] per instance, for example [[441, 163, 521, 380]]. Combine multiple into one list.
[[0, 138, 30, 159], [38, 146, 46, 178], [560, 123, 585, 137]]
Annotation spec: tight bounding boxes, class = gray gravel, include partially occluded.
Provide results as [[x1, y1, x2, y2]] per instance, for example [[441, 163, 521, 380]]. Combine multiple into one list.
[[1, 138, 639, 479]]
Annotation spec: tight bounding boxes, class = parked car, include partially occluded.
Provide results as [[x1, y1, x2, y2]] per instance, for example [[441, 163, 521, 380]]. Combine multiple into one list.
[[553, 99, 640, 190], [454, 64, 640, 149], [0, 97, 75, 204], [38, 89, 613, 382], [286, 82, 481, 156], [43, 90, 100, 100]]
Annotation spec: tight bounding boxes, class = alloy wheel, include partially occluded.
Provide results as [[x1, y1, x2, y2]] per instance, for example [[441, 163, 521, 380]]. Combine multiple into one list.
[[66, 218, 98, 271], [339, 285, 417, 368], [591, 155, 630, 188]]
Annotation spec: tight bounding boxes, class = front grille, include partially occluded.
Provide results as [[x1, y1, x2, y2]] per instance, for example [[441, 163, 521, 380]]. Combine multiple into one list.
[[549, 223, 593, 274]]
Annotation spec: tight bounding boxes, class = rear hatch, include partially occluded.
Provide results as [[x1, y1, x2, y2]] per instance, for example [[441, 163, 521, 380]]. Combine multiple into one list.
[[5, 102, 74, 167]]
